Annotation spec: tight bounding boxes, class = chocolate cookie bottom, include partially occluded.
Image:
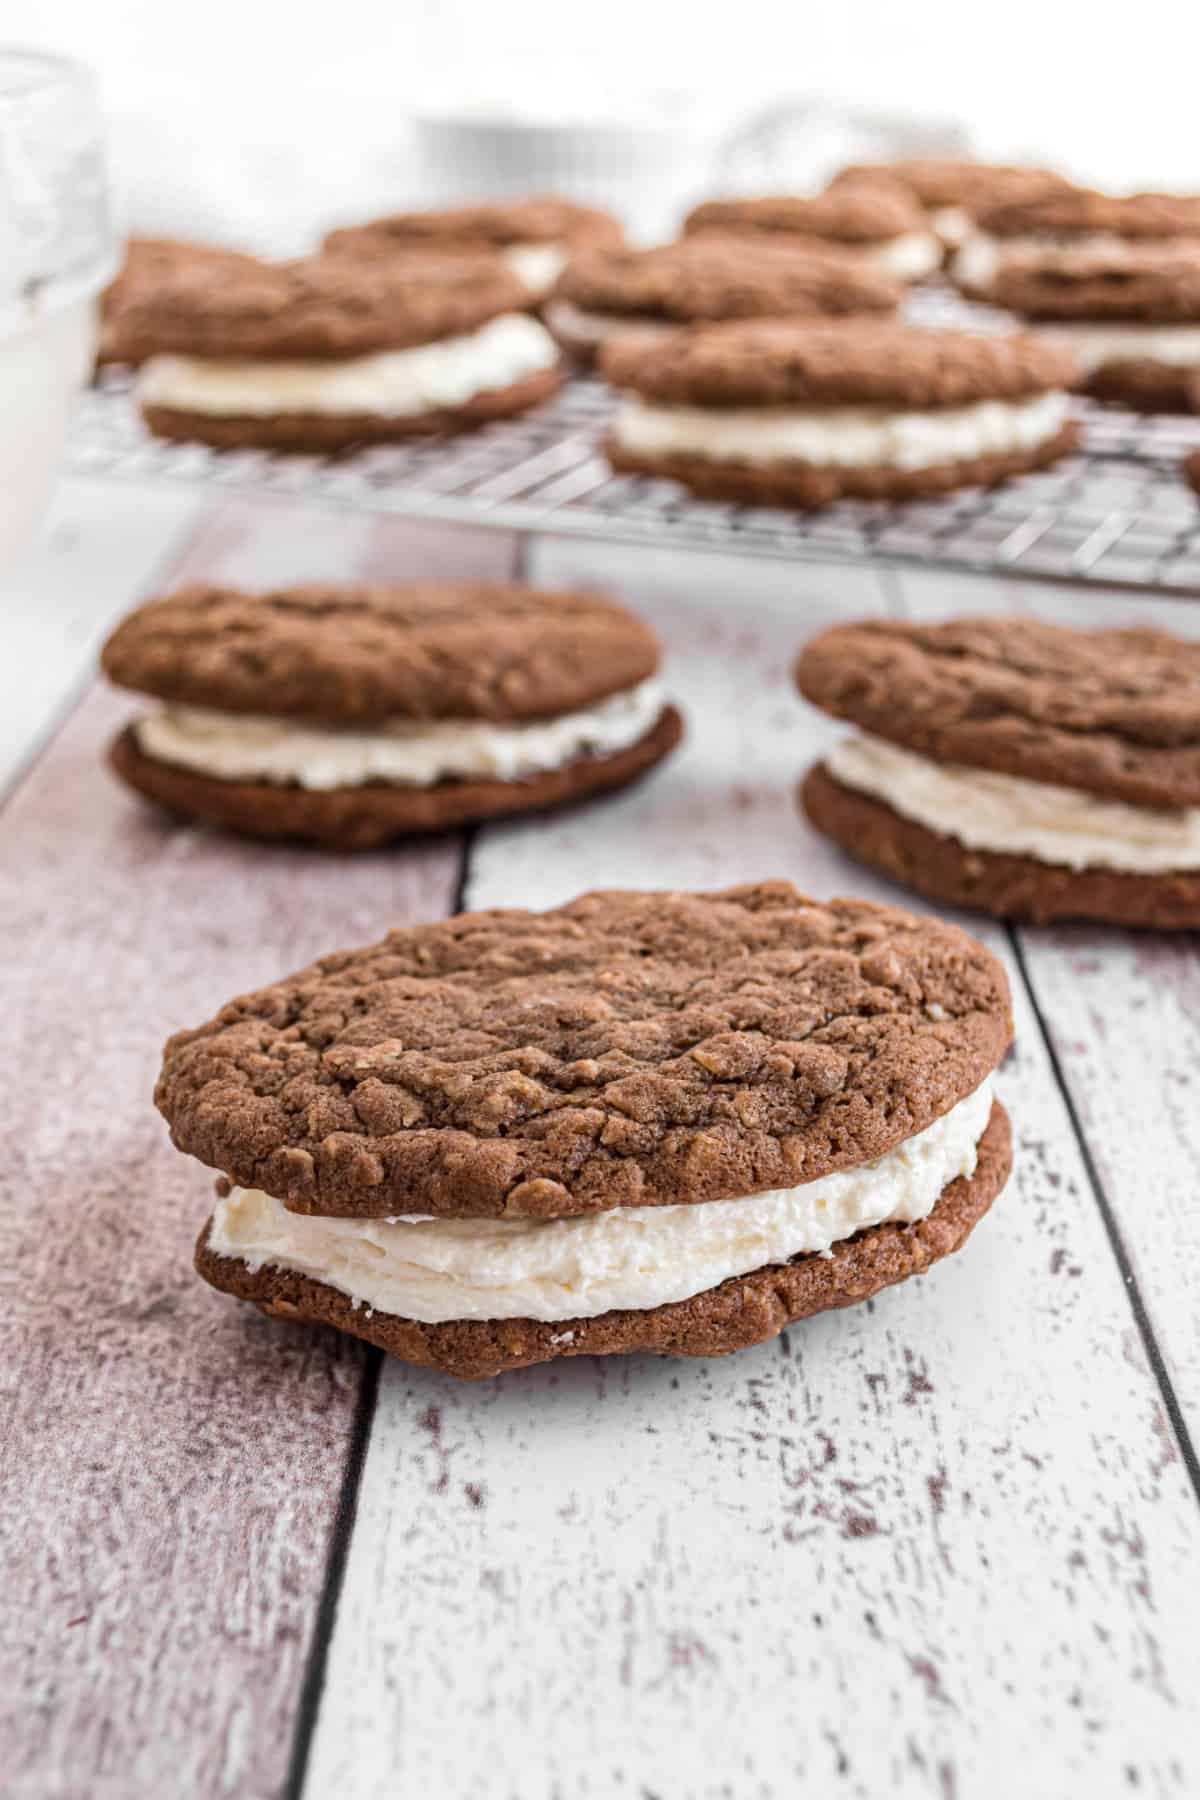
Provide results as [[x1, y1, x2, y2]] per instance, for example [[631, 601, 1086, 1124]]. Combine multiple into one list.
[[140, 365, 562, 452], [605, 420, 1078, 507], [195, 1100, 1010, 1379], [110, 707, 682, 847], [802, 763, 1200, 928]]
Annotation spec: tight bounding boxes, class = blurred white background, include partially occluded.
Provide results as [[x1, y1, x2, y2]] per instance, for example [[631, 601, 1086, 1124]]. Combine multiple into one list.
[[8, 0, 1200, 246]]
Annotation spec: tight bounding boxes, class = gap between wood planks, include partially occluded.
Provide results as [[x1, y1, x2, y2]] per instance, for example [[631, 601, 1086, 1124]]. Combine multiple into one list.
[[279, 820, 482, 1800]]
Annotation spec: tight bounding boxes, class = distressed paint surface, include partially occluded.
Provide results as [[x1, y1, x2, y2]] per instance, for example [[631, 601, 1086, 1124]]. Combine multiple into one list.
[[0, 493, 515, 1798], [307, 551, 1200, 1800]]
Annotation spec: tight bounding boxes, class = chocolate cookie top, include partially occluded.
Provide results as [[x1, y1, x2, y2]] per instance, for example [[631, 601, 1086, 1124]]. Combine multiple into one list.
[[601, 319, 1077, 409], [99, 238, 262, 362], [101, 582, 661, 724], [684, 185, 925, 246], [797, 616, 1200, 811], [989, 245, 1200, 321], [156, 881, 1012, 1219], [107, 251, 527, 360], [831, 160, 1072, 214], [324, 195, 623, 258], [556, 238, 900, 321], [975, 189, 1200, 242]]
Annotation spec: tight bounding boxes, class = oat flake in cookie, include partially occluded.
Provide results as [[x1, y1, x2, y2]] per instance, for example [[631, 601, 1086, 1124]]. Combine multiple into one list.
[[602, 318, 1079, 508], [324, 195, 624, 300], [101, 581, 682, 846], [163, 881, 1014, 1378], [127, 251, 563, 451], [797, 615, 1200, 927]]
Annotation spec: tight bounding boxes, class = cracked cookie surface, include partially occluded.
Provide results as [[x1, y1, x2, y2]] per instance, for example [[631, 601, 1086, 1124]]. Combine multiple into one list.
[[601, 319, 1076, 409], [796, 615, 1200, 810], [102, 581, 661, 724], [157, 881, 1013, 1219]]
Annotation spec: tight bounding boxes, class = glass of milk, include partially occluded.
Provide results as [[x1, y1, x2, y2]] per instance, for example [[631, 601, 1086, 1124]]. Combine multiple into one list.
[[0, 50, 114, 572]]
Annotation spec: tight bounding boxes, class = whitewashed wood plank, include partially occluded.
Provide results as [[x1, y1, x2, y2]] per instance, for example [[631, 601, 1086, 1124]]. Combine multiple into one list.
[[0, 477, 207, 796], [0, 499, 518, 1799], [891, 568, 1200, 1426], [307, 552, 1200, 1800]]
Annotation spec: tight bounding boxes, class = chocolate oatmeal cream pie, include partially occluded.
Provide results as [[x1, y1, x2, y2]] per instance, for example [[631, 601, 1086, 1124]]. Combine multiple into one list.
[[601, 318, 1078, 508], [121, 250, 563, 451], [797, 614, 1200, 927], [101, 581, 682, 846], [162, 882, 1013, 1378], [544, 236, 900, 361], [828, 159, 1074, 255], [323, 195, 624, 301], [683, 182, 943, 282]]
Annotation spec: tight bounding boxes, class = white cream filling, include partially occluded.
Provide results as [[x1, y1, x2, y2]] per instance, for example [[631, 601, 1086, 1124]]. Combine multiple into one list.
[[827, 733, 1200, 874], [503, 242, 570, 297], [612, 391, 1069, 471], [544, 296, 674, 347], [136, 313, 559, 418], [206, 1078, 994, 1324], [870, 230, 942, 280], [1036, 319, 1200, 372], [135, 678, 664, 790]]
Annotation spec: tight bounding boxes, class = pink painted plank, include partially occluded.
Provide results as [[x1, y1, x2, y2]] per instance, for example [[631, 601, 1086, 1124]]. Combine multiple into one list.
[[0, 500, 516, 1796]]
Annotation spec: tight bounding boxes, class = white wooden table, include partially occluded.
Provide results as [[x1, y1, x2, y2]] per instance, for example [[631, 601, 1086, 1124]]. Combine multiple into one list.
[[3, 475, 1199, 1800]]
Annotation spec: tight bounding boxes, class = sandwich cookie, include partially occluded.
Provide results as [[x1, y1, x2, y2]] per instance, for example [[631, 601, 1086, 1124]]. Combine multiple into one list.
[[101, 581, 682, 846], [601, 318, 1078, 507], [797, 615, 1200, 927], [99, 236, 260, 368], [987, 245, 1200, 411], [953, 188, 1200, 300], [545, 237, 900, 360], [127, 252, 562, 451], [829, 159, 1074, 254], [166, 881, 1014, 1378], [324, 195, 623, 300], [683, 185, 942, 282]]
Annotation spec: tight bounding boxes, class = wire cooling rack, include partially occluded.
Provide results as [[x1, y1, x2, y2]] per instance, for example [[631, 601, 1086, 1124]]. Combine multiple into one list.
[[67, 307, 1200, 598]]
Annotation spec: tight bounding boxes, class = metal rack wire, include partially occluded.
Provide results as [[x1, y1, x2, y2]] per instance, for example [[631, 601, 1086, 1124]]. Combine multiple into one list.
[[68, 308, 1200, 597]]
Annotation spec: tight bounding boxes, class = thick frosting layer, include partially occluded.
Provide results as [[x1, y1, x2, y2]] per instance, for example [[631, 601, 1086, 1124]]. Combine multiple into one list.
[[136, 313, 559, 417], [612, 391, 1069, 470], [503, 242, 570, 296], [827, 733, 1200, 873], [1038, 319, 1200, 371], [206, 1078, 994, 1323], [135, 678, 665, 790], [871, 230, 942, 280]]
